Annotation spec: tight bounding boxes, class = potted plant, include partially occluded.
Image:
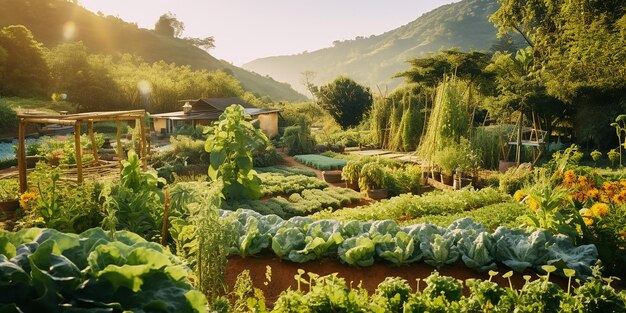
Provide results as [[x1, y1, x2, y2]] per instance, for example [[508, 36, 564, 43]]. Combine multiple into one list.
[[434, 147, 458, 186], [358, 162, 387, 200], [341, 159, 363, 190], [0, 180, 20, 217], [47, 148, 64, 166]]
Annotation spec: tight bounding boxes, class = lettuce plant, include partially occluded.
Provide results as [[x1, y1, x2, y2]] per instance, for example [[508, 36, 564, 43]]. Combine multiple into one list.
[[0, 228, 206, 312], [338, 235, 376, 266]]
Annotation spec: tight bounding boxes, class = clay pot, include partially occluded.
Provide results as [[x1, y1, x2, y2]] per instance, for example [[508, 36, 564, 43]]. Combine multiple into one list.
[[367, 189, 388, 200], [345, 180, 360, 191], [322, 170, 343, 183]]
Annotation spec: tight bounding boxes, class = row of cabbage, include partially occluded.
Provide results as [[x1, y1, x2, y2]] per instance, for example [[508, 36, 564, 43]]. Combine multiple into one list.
[[221, 209, 598, 279]]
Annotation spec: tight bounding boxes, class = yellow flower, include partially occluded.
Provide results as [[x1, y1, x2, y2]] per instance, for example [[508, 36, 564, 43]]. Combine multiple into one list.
[[563, 170, 577, 185], [590, 203, 609, 218], [527, 198, 540, 211], [586, 188, 599, 199], [19, 192, 38, 211], [514, 190, 527, 202]]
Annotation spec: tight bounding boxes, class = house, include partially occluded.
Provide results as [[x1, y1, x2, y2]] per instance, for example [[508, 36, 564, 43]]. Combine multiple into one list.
[[150, 97, 281, 138]]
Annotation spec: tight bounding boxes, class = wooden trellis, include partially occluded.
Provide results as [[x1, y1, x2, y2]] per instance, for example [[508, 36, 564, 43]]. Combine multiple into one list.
[[16, 110, 149, 193]]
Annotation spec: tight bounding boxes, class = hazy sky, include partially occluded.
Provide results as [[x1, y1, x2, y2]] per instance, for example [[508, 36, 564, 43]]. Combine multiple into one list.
[[80, 0, 458, 66]]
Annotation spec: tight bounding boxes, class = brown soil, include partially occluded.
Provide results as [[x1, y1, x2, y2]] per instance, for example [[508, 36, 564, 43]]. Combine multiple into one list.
[[226, 254, 569, 306]]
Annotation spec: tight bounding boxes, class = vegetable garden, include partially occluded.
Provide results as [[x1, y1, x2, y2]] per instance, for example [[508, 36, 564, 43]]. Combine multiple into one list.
[[1, 97, 625, 313]]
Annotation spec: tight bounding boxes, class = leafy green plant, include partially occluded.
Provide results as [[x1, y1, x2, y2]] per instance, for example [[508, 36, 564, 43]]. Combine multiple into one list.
[[607, 149, 619, 168], [255, 165, 316, 177], [0, 227, 207, 312], [590, 150, 602, 165], [258, 172, 327, 197], [337, 234, 376, 266], [358, 162, 386, 191], [205, 104, 268, 200], [101, 150, 165, 240]]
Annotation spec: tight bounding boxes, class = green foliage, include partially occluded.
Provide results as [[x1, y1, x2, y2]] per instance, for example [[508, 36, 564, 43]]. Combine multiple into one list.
[[101, 150, 165, 240], [0, 25, 49, 97], [418, 76, 472, 162], [283, 125, 316, 156], [0, 227, 207, 312], [205, 104, 268, 200], [358, 162, 386, 191], [370, 84, 426, 151], [47, 42, 121, 111], [168, 181, 232, 306], [498, 164, 533, 194], [255, 165, 316, 177], [221, 209, 598, 277], [293, 154, 347, 170], [313, 187, 507, 222], [0, 179, 18, 202], [222, 187, 361, 219], [258, 172, 327, 197], [252, 143, 282, 167], [0, 99, 17, 132], [408, 202, 528, 230], [316, 76, 373, 129]]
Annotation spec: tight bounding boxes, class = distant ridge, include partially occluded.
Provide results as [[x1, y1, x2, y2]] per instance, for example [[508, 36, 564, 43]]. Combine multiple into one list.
[[0, 0, 307, 102], [244, 0, 511, 95]]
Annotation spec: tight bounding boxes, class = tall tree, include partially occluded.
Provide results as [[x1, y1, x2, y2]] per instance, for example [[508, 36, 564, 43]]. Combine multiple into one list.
[[0, 25, 50, 97], [490, 0, 626, 145], [394, 50, 493, 91], [154, 12, 185, 38], [316, 76, 373, 129]]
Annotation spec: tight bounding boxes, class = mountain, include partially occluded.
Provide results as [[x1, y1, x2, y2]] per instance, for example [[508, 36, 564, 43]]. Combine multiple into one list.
[[0, 0, 307, 102], [244, 0, 511, 95]]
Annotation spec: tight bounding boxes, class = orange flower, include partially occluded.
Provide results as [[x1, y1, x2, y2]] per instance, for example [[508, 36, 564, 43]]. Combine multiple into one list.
[[590, 203, 609, 218], [563, 170, 577, 185], [586, 188, 599, 199]]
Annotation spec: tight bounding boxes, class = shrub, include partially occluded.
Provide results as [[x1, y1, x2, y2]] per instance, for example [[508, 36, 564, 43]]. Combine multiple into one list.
[[283, 124, 316, 156], [0, 100, 17, 132]]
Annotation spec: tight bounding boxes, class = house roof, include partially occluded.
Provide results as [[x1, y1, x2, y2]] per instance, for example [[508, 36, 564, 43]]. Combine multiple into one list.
[[150, 108, 281, 120]]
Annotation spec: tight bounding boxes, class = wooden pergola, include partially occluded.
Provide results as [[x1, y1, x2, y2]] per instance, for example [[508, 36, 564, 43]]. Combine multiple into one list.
[[17, 109, 149, 193]]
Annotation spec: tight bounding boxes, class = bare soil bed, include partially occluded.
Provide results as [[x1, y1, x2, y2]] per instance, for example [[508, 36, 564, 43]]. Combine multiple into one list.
[[226, 253, 569, 305]]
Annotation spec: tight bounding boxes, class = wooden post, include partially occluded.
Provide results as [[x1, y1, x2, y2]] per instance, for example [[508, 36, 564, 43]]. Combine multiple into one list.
[[88, 120, 99, 163], [74, 122, 83, 184], [116, 120, 123, 162], [138, 116, 148, 171], [17, 119, 27, 193]]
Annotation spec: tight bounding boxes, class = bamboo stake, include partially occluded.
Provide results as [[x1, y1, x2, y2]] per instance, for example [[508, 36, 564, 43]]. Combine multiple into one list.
[[88, 120, 99, 163], [74, 122, 83, 184], [18, 120, 27, 193], [161, 189, 170, 246], [138, 117, 148, 171], [116, 120, 123, 163]]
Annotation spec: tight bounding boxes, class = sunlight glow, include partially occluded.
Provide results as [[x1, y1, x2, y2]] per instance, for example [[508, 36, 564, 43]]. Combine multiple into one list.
[[62, 21, 77, 40], [137, 80, 152, 96]]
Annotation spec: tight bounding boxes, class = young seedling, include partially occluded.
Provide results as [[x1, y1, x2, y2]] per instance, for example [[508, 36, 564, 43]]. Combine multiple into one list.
[[563, 268, 576, 295]]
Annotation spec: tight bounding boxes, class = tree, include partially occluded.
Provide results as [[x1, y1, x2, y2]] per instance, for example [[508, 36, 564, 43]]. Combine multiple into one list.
[[46, 42, 121, 111], [0, 25, 50, 97], [394, 50, 493, 91], [183, 36, 216, 52], [316, 76, 372, 129], [300, 70, 318, 101], [154, 12, 185, 38], [490, 0, 626, 146]]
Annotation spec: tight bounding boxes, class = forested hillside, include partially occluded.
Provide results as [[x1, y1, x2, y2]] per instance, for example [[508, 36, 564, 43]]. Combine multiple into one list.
[[244, 0, 518, 94], [0, 0, 306, 102]]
